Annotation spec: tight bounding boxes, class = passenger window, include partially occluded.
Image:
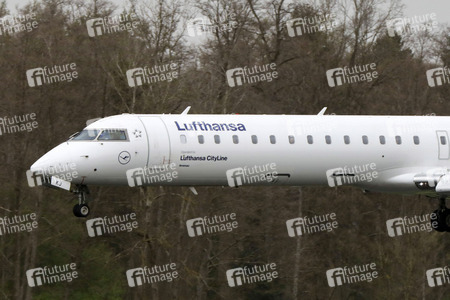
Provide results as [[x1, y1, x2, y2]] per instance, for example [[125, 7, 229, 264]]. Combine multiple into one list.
[[251, 135, 258, 144], [325, 135, 331, 144], [198, 135, 204, 144], [379, 135, 386, 145], [307, 135, 313, 144], [270, 135, 276, 144], [440, 136, 447, 145], [344, 135, 350, 144], [232, 135, 239, 144], [288, 135, 295, 144], [413, 136, 420, 145], [395, 136, 402, 145], [180, 135, 187, 144], [214, 135, 220, 144], [362, 135, 368, 145], [98, 129, 127, 141]]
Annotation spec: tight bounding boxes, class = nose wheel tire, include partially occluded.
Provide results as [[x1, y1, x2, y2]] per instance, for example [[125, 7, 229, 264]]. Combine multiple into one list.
[[73, 204, 90, 218], [72, 185, 91, 217]]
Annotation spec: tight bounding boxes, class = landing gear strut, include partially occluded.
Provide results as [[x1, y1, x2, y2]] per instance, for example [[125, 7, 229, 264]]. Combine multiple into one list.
[[72, 185, 90, 218], [431, 196, 450, 232]]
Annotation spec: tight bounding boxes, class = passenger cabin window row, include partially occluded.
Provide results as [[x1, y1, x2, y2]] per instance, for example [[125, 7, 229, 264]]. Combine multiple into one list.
[[179, 134, 423, 145]]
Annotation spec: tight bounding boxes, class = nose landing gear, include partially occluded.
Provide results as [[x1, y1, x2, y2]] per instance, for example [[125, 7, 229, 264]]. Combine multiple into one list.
[[73, 185, 90, 218], [431, 196, 450, 232]]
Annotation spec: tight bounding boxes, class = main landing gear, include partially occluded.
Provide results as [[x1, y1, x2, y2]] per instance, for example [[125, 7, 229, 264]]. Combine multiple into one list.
[[431, 196, 450, 232], [72, 185, 90, 218]]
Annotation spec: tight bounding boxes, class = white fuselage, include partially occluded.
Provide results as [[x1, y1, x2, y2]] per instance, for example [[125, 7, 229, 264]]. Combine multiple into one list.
[[30, 113, 450, 195]]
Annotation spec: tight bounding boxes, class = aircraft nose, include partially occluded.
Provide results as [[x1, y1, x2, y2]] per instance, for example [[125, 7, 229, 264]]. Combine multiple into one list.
[[30, 143, 78, 177], [31, 144, 62, 171], [30, 152, 55, 173]]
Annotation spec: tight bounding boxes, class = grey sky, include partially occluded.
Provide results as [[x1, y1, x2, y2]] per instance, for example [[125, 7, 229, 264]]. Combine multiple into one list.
[[5, 0, 450, 24]]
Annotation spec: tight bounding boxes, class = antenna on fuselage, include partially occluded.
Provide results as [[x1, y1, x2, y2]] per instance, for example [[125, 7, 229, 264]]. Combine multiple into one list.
[[86, 117, 102, 126], [181, 106, 191, 115], [317, 107, 327, 115]]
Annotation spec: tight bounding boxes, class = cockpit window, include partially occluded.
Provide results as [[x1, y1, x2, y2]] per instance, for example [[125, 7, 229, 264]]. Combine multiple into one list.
[[98, 129, 128, 141], [70, 129, 100, 141]]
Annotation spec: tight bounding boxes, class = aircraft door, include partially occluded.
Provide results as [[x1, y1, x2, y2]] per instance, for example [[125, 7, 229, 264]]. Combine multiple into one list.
[[139, 117, 171, 166], [436, 130, 450, 160]]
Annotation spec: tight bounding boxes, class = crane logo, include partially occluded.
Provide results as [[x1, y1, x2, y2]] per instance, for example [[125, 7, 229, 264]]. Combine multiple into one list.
[[118, 151, 131, 165]]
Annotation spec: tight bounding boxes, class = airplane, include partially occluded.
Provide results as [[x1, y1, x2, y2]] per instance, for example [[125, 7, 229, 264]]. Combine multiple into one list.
[[28, 107, 450, 232]]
